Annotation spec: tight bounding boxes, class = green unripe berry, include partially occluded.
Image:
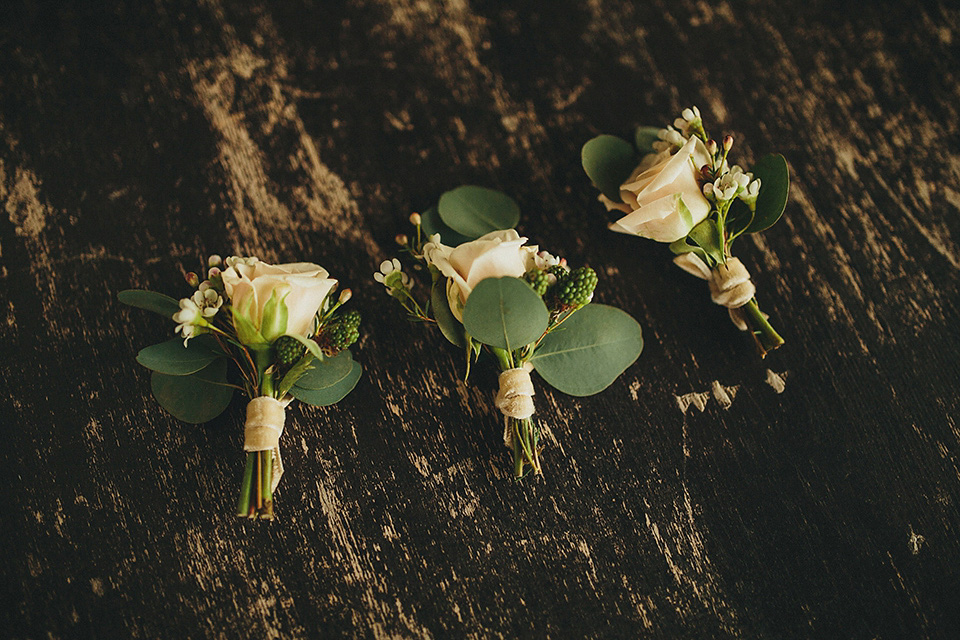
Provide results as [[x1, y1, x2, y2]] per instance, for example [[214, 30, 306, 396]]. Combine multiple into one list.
[[321, 309, 362, 354], [555, 266, 598, 308], [274, 335, 306, 366], [524, 268, 550, 296]]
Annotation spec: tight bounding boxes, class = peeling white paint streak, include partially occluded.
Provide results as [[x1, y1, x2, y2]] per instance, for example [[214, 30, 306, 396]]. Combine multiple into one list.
[[4, 165, 48, 239], [711, 381, 739, 409], [766, 369, 788, 394], [676, 392, 710, 414]]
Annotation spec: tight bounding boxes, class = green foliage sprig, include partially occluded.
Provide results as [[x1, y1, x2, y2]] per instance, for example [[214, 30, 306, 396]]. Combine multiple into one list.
[[376, 187, 643, 479]]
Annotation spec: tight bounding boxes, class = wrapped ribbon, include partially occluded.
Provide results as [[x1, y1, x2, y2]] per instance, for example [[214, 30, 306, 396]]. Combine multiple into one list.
[[673, 254, 758, 331], [244, 396, 285, 492]]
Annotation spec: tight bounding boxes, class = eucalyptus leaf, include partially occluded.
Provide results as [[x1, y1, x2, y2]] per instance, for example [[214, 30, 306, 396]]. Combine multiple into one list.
[[118, 289, 180, 319], [745, 154, 789, 234], [438, 186, 520, 239], [686, 218, 724, 266], [725, 199, 754, 238], [431, 278, 465, 347], [531, 304, 643, 397], [136, 335, 220, 375], [634, 126, 661, 154], [581, 135, 638, 201], [150, 358, 233, 424], [462, 277, 549, 351], [668, 237, 709, 264], [291, 360, 362, 407], [419, 205, 472, 247], [293, 350, 354, 390]]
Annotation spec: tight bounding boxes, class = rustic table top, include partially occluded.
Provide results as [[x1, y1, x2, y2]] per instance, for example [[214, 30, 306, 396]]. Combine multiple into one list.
[[2, 1, 959, 638]]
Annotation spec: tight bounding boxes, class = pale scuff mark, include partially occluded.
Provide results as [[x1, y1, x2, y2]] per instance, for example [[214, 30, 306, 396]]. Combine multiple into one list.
[[188, 1, 375, 256], [711, 380, 739, 409], [5, 166, 48, 239], [765, 369, 788, 394], [908, 525, 925, 555], [676, 391, 710, 414]]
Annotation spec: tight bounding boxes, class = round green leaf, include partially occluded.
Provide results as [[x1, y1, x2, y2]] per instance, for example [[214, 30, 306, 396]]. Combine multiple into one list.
[[431, 279, 465, 347], [531, 304, 643, 397], [136, 336, 220, 375], [294, 350, 354, 390], [725, 199, 754, 238], [581, 135, 638, 201], [686, 218, 724, 266], [291, 360, 362, 407], [118, 289, 180, 319], [419, 205, 472, 247], [437, 186, 520, 239], [634, 126, 661, 154], [745, 154, 789, 234], [150, 358, 233, 424], [462, 277, 548, 351]]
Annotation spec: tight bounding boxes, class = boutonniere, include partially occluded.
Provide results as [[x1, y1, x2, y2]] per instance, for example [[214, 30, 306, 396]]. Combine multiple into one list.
[[583, 106, 789, 356], [120, 255, 362, 519], [377, 187, 643, 478]]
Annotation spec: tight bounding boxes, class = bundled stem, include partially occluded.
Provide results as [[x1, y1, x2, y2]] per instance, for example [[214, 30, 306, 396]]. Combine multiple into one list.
[[510, 417, 541, 479], [237, 347, 278, 520]]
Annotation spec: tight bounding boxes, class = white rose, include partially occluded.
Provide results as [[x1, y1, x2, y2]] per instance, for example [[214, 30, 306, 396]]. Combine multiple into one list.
[[221, 258, 337, 340], [424, 229, 540, 321], [603, 135, 713, 243]]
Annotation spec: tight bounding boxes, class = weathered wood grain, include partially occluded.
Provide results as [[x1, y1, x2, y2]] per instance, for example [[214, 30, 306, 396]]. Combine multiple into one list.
[[1, 0, 959, 637]]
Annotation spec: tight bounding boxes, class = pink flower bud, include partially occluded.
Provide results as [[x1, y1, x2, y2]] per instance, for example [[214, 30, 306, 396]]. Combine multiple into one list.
[[208, 267, 221, 279], [185, 272, 200, 287], [207, 254, 222, 267], [409, 212, 422, 226], [706, 139, 718, 155], [339, 289, 352, 304], [395, 234, 409, 246], [723, 135, 734, 152]]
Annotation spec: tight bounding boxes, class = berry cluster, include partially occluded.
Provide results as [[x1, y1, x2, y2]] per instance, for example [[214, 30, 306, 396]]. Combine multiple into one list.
[[319, 309, 362, 355], [553, 266, 598, 309], [274, 335, 305, 367], [524, 268, 551, 296]]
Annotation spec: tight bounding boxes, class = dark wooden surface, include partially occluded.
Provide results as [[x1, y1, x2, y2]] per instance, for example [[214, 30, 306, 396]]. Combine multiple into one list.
[[2, 1, 959, 638]]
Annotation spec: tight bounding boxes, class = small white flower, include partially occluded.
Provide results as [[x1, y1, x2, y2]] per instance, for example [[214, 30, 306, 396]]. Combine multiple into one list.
[[190, 281, 223, 319], [224, 255, 258, 269], [652, 126, 688, 152], [673, 106, 702, 135], [173, 297, 206, 344], [738, 176, 762, 206], [712, 166, 751, 201], [535, 250, 562, 269], [374, 258, 412, 291]]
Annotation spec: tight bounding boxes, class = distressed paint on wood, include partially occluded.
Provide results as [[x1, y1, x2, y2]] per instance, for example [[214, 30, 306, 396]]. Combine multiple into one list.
[[1, 1, 959, 638]]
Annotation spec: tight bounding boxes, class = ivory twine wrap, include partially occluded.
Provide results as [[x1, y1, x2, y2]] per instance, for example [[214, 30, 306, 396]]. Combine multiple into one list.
[[495, 365, 535, 448], [244, 396, 285, 492], [673, 254, 757, 331]]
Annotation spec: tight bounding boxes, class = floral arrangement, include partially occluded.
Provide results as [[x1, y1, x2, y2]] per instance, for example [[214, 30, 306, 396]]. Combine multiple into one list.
[[582, 106, 789, 357], [378, 186, 644, 478], [119, 256, 362, 519]]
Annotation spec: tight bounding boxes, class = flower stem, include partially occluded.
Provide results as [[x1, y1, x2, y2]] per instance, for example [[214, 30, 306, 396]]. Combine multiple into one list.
[[260, 450, 274, 520], [511, 417, 542, 479], [236, 452, 255, 516], [743, 298, 784, 357]]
